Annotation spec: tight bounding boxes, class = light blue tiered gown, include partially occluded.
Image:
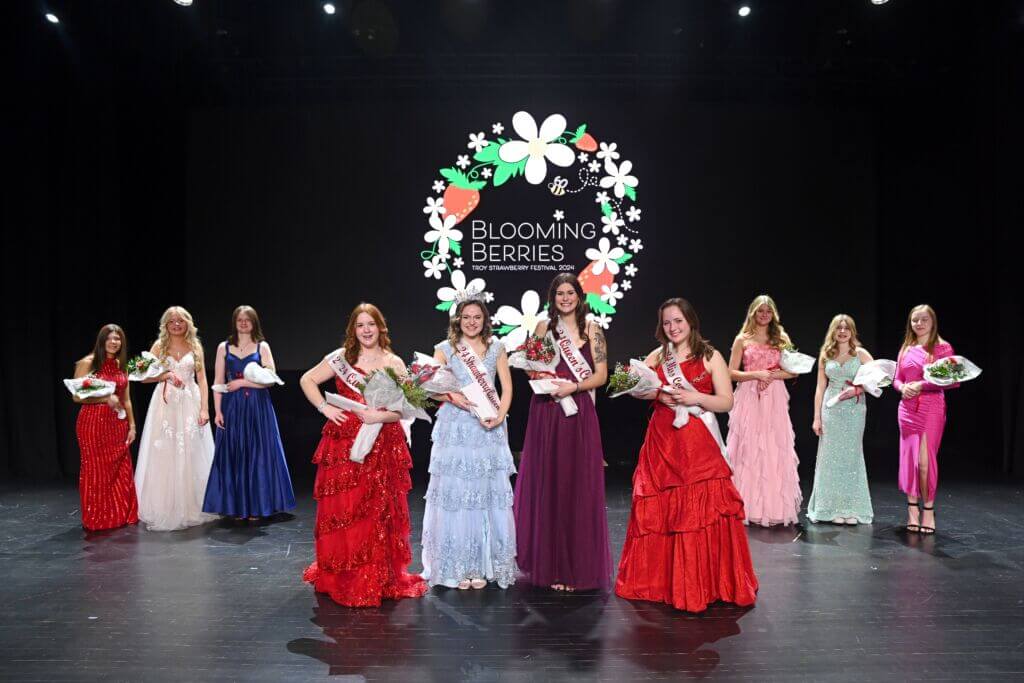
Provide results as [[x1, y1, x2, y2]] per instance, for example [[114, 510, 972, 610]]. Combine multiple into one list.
[[807, 357, 874, 523], [420, 340, 518, 588]]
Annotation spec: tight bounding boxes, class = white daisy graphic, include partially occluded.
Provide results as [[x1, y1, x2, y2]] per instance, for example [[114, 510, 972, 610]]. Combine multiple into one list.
[[595, 191, 610, 204], [432, 180, 446, 194], [629, 238, 644, 252], [584, 237, 626, 276], [422, 196, 445, 218], [456, 154, 471, 169], [621, 279, 632, 291], [586, 312, 612, 330], [467, 132, 489, 153], [577, 152, 589, 162], [437, 270, 487, 317], [491, 122, 504, 135], [600, 159, 639, 199], [624, 263, 638, 277], [626, 206, 642, 222], [424, 213, 464, 255], [495, 290, 544, 350], [553, 209, 565, 221], [452, 257, 464, 268], [600, 283, 624, 306], [481, 167, 492, 179], [423, 256, 446, 279], [596, 141, 620, 161], [497, 111, 575, 185], [588, 160, 601, 173], [616, 234, 629, 246], [600, 211, 625, 235]]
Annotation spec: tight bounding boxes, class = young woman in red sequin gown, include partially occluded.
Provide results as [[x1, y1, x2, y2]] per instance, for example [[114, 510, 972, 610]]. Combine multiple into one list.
[[72, 324, 139, 531], [299, 303, 427, 607], [615, 299, 758, 613]]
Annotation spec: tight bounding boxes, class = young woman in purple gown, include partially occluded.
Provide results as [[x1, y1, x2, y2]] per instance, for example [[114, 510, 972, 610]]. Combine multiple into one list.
[[513, 273, 612, 592]]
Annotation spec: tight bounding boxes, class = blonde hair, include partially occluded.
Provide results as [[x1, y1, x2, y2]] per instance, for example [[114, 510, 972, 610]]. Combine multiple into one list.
[[738, 294, 791, 349], [819, 314, 860, 362], [900, 304, 940, 357], [156, 306, 203, 361]]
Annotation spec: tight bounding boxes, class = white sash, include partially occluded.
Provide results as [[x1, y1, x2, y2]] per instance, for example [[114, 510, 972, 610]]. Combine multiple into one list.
[[662, 345, 729, 463], [325, 349, 365, 402], [554, 319, 595, 401], [453, 341, 501, 415]]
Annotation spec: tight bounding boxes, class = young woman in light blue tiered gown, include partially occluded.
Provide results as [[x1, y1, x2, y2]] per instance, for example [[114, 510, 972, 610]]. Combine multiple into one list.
[[420, 298, 517, 590], [808, 314, 875, 525]]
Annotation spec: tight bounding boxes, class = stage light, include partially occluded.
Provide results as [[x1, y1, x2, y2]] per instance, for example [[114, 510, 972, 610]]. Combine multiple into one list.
[[738, 6, 751, 17], [323, 3, 336, 14], [870, 0, 890, 5], [173, 0, 194, 6], [45, 12, 59, 24]]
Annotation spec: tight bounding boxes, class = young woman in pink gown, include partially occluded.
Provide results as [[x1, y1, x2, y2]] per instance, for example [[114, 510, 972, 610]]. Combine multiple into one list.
[[726, 295, 802, 527], [893, 304, 958, 535]]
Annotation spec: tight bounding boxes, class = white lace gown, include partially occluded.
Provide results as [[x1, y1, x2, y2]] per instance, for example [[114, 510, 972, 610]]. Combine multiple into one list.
[[134, 352, 218, 531]]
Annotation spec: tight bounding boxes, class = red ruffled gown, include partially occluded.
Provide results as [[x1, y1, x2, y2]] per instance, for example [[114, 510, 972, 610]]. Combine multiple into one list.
[[303, 368, 427, 607], [615, 358, 758, 613], [75, 358, 139, 531]]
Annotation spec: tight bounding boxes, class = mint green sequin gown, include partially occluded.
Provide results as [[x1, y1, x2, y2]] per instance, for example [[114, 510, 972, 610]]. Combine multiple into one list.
[[807, 358, 874, 523]]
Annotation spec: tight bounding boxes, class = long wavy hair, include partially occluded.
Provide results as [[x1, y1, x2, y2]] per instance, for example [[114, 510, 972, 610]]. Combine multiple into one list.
[[900, 304, 940, 357], [228, 305, 265, 347], [343, 302, 393, 365], [655, 298, 714, 361], [88, 323, 128, 373], [156, 306, 203, 360], [737, 294, 791, 349], [819, 314, 860, 361], [546, 273, 590, 342], [448, 299, 493, 347]]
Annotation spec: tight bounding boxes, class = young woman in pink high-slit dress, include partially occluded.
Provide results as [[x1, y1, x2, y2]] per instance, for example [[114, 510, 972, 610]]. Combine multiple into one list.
[[726, 295, 802, 527], [893, 304, 958, 535]]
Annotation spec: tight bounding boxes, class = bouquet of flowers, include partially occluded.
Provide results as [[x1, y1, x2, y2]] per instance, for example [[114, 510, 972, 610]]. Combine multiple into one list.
[[127, 351, 165, 382], [779, 344, 816, 375], [326, 366, 432, 463], [510, 334, 577, 417], [409, 352, 462, 396], [62, 376, 126, 419], [607, 360, 660, 398], [924, 355, 982, 386], [826, 359, 897, 408], [213, 362, 286, 393]]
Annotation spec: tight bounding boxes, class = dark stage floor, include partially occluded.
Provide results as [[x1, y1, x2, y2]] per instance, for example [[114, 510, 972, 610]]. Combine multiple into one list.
[[1, 479, 1022, 682]]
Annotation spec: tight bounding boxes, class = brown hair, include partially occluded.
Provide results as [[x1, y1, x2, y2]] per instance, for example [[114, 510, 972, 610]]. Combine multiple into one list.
[[343, 303, 393, 365], [546, 273, 590, 342], [737, 294, 791, 349], [656, 298, 714, 361], [89, 324, 128, 374], [820, 314, 861, 361], [900, 304, 940, 357], [228, 305, 265, 347], [448, 299, 493, 347]]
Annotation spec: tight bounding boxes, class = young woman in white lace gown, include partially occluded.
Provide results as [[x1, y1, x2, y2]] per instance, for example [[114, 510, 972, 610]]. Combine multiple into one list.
[[134, 306, 218, 531]]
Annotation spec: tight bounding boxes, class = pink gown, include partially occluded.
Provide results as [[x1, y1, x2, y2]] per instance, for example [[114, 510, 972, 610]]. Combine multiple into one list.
[[727, 344, 802, 526], [892, 343, 958, 501]]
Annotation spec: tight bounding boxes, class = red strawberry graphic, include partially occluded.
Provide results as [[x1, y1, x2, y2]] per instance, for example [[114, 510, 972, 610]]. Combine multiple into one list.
[[439, 167, 485, 225], [574, 133, 598, 152], [443, 185, 480, 224], [578, 260, 614, 295]]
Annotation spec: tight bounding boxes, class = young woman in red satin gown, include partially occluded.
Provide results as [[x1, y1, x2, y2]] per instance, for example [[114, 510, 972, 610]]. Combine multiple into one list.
[[298, 303, 427, 607], [72, 324, 139, 531], [615, 298, 758, 613]]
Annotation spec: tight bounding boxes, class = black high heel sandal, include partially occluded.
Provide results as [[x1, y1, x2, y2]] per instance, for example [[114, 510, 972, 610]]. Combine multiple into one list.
[[905, 502, 920, 533], [919, 504, 935, 535]]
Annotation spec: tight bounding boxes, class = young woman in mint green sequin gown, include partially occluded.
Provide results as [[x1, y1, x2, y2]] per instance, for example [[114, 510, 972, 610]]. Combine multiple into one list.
[[808, 314, 874, 524]]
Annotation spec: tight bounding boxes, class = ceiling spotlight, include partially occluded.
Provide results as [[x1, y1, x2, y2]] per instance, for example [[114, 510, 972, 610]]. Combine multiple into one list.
[[173, 0, 194, 6], [45, 12, 59, 23], [738, 6, 751, 17], [323, 3, 336, 14], [871, 0, 890, 5]]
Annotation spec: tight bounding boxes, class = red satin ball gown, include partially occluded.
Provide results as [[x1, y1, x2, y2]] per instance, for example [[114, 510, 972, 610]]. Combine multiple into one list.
[[615, 357, 758, 613], [75, 357, 139, 531], [303, 367, 427, 607]]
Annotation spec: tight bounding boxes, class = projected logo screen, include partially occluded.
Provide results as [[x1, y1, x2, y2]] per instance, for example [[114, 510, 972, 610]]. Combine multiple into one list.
[[417, 111, 645, 350]]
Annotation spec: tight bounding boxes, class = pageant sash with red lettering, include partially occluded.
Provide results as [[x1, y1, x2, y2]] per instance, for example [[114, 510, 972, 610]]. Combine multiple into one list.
[[454, 341, 501, 415], [554, 319, 596, 401], [325, 348, 365, 401], [662, 344, 729, 462]]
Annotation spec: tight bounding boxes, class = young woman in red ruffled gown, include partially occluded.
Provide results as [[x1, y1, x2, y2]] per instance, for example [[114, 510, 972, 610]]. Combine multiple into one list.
[[615, 298, 758, 613], [72, 324, 139, 531], [298, 303, 427, 607]]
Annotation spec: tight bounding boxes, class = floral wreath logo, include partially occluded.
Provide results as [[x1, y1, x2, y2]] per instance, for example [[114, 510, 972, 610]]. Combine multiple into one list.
[[419, 111, 643, 350]]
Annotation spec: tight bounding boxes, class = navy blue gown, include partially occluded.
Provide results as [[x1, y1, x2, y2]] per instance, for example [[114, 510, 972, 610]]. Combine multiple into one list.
[[202, 342, 296, 517]]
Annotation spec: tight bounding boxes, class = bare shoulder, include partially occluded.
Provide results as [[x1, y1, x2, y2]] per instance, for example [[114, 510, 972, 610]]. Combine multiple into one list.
[[76, 355, 94, 370], [386, 352, 406, 372], [643, 346, 662, 367], [856, 346, 873, 361], [706, 349, 727, 371], [534, 320, 549, 336]]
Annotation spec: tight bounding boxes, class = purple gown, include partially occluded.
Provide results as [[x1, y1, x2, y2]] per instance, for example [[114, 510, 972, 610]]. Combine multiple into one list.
[[513, 341, 612, 591]]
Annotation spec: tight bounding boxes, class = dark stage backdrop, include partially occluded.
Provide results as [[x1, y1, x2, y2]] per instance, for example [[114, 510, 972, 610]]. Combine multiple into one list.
[[5, 2, 1021, 486]]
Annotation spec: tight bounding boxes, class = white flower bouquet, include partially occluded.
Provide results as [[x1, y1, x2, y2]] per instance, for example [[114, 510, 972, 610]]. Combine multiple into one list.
[[924, 355, 982, 387], [62, 376, 125, 419]]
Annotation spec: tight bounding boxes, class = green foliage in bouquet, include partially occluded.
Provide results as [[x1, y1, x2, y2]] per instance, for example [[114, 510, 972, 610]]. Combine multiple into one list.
[[126, 355, 155, 375], [606, 362, 640, 395], [926, 358, 967, 382]]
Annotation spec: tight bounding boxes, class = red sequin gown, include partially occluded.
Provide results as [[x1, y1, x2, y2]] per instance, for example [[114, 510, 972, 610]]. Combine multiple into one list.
[[303, 368, 427, 607], [615, 358, 758, 613], [75, 358, 139, 531]]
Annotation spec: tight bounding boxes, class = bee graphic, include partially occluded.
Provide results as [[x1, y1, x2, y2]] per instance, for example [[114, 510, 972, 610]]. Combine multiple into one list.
[[547, 176, 568, 196]]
